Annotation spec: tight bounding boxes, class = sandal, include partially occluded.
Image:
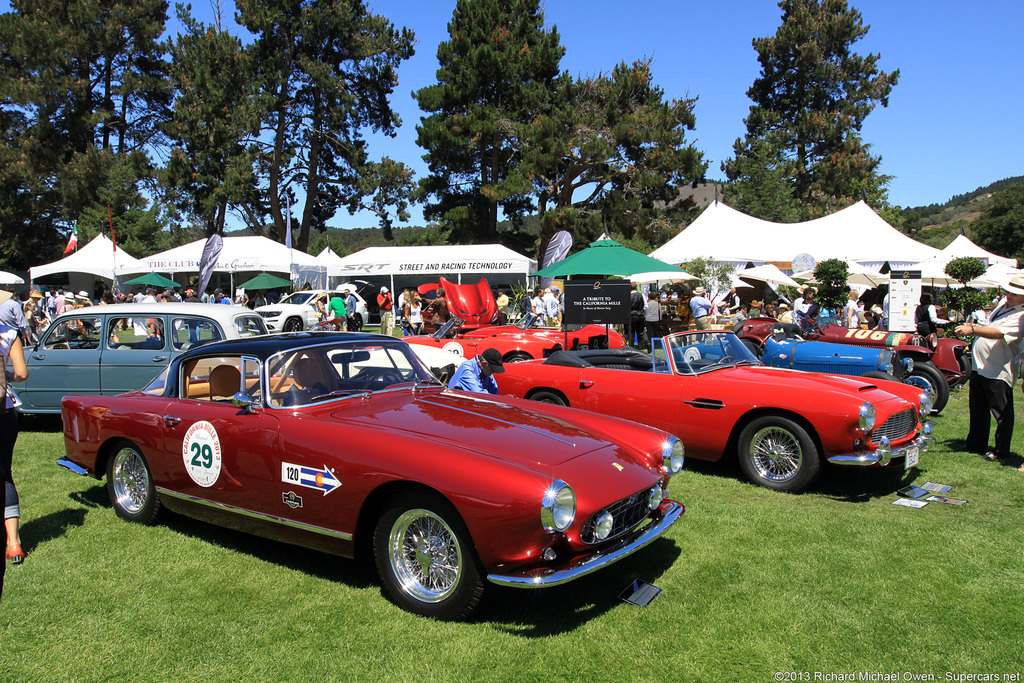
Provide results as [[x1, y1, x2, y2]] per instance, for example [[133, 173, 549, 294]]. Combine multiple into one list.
[[6, 544, 24, 564]]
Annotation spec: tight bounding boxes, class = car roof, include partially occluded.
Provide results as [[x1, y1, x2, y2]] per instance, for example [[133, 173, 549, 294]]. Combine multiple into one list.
[[55, 302, 264, 322], [176, 330, 400, 360]]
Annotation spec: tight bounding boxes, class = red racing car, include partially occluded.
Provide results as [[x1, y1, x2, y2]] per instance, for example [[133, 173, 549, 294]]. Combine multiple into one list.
[[497, 331, 936, 493], [58, 332, 683, 620]]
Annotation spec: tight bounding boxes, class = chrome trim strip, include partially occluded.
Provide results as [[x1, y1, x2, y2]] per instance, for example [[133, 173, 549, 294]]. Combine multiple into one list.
[[826, 434, 929, 467], [156, 487, 353, 541], [487, 501, 683, 588], [56, 458, 89, 476]]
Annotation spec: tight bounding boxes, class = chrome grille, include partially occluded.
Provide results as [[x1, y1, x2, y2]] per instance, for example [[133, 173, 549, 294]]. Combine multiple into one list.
[[581, 486, 657, 544], [874, 409, 917, 442], [257, 310, 279, 319]]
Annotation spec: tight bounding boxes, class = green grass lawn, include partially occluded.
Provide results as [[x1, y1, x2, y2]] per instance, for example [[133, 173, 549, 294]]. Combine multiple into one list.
[[2, 387, 1023, 682]]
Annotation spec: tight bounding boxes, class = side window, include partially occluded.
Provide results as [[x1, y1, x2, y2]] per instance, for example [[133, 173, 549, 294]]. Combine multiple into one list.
[[106, 317, 165, 350], [181, 356, 242, 402], [235, 316, 266, 337], [243, 357, 262, 406], [42, 317, 103, 350], [171, 317, 223, 350]]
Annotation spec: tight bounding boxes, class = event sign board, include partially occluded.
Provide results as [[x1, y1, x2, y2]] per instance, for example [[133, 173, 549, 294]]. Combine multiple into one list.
[[564, 280, 630, 326], [888, 270, 921, 332], [143, 256, 262, 272], [332, 259, 524, 276]]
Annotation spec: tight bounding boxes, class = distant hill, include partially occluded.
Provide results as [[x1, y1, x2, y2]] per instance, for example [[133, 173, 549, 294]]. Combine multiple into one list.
[[900, 175, 1024, 248]]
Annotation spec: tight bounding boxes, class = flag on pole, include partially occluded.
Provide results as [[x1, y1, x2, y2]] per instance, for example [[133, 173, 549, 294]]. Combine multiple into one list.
[[108, 204, 117, 251], [197, 234, 224, 298], [63, 228, 78, 254]]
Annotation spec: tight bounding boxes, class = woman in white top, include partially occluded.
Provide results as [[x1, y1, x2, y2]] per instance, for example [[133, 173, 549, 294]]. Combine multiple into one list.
[[844, 290, 860, 328], [405, 293, 423, 335], [2, 323, 28, 566]]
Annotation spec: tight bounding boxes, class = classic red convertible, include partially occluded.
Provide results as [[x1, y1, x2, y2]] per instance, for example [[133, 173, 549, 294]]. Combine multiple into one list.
[[58, 332, 683, 620], [497, 331, 936, 493]]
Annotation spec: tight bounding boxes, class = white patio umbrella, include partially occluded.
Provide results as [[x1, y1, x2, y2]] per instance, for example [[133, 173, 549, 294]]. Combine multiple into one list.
[[793, 262, 887, 288], [0, 271, 24, 285], [630, 269, 699, 284], [737, 264, 801, 288]]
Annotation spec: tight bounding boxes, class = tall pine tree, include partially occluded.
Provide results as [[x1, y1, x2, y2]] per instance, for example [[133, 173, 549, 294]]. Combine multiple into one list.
[[723, 0, 899, 220]]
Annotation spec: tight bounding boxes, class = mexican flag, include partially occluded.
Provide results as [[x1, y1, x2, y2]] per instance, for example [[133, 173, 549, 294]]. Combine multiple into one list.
[[63, 228, 78, 254]]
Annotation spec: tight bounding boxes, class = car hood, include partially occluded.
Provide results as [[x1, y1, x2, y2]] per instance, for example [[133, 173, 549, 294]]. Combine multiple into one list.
[[710, 365, 914, 406], [329, 388, 626, 467]]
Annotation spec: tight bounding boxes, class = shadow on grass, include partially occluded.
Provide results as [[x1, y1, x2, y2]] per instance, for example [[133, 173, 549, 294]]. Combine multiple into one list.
[[484, 538, 682, 636], [20, 507, 89, 555], [17, 413, 64, 433]]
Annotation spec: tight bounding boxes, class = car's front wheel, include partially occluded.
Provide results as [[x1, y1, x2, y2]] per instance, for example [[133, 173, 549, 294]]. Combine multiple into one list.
[[106, 440, 162, 525], [529, 389, 568, 406], [502, 351, 532, 363], [283, 317, 303, 332], [737, 416, 820, 493], [350, 313, 363, 332], [373, 493, 485, 620]]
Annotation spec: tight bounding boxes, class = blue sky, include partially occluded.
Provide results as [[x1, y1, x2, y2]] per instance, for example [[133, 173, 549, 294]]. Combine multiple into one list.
[[5, 0, 1022, 231]]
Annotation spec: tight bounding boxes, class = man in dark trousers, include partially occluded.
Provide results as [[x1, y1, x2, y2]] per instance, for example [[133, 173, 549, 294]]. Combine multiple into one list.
[[629, 284, 646, 347]]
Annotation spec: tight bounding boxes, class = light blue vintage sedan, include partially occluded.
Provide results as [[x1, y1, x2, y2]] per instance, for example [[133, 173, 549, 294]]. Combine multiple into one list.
[[17, 303, 267, 414]]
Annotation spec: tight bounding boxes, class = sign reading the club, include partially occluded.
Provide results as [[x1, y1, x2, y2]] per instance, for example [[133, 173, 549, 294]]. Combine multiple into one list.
[[888, 270, 921, 333], [564, 280, 630, 326]]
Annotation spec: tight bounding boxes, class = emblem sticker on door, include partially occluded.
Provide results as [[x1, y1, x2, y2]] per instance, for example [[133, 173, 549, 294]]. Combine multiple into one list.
[[182, 420, 223, 487]]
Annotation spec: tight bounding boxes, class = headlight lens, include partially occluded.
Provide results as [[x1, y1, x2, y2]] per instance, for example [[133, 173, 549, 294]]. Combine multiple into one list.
[[903, 357, 914, 373], [593, 511, 614, 540], [541, 480, 576, 532], [919, 389, 935, 415], [879, 350, 893, 374], [662, 437, 684, 475], [859, 402, 876, 432], [647, 483, 664, 510]]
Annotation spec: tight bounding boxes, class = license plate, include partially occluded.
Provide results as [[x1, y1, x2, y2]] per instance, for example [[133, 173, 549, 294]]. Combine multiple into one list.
[[905, 445, 920, 469]]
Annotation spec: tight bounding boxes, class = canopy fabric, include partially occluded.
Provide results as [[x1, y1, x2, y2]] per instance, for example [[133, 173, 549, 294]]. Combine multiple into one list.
[[123, 273, 180, 288], [629, 270, 699, 284], [237, 273, 293, 290], [327, 244, 535, 279], [316, 247, 345, 264], [736, 264, 800, 288], [940, 234, 1017, 268], [0, 271, 24, 285], [650, 200, 941, 267], [534, 239, 686, 278], [793, 261, 888, 288], [30, 233, 144, 281], [123, 235, 321, 274]]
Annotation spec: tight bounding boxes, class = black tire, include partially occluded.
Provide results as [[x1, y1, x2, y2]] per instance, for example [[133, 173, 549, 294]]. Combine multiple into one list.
[[283, 317, 303, 332], [905, 361, 949, 414], [862, 370, 900, 384], [373, 492, 485, 621], [502, 351, 532, 363], [737, 415, 821, 493], [529, 390, 568, 406], [350, 314, 363, 332], [106, 440, 162, 525], [741, 339, 762, 358]]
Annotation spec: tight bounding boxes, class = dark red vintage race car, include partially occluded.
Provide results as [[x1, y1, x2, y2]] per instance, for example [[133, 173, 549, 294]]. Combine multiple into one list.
[[497, 331, 936, 494], [58, 332, 683, 620], [734, 316, 970, 404]]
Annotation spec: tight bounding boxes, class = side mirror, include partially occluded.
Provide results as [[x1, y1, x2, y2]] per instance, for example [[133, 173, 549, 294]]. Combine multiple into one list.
[[232, 391, 255, 413]]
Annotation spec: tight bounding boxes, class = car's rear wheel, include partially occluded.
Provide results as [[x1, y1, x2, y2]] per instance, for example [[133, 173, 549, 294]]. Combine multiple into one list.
[[502, 351, 532, 363], [106, 440, 162, 525], [741, 339, 762, 358], [283, 317, 303, 332], [529, 390, 568, 406], [373, 493, 485, 620], [737, 416, 820, 493], [905, 361, 948, 414]]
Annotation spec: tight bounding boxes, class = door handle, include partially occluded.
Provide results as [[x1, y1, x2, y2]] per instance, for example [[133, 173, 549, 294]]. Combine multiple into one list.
[[163, 415, 182, 427], [580, 380, 595, 389], [32, 354, 45, 360], [152, 355, 167, 362]]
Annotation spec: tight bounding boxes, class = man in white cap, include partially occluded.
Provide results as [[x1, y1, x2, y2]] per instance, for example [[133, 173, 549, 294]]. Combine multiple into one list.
[[689, 286, 713, 330], [955, 275, 1024, 463], [377, 286, 394, 337]]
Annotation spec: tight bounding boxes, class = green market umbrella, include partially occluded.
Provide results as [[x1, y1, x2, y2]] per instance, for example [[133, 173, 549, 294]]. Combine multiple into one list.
[[237, 273, 293, 290], [123, 273, 179, 288], [533, 239, 690, 279]]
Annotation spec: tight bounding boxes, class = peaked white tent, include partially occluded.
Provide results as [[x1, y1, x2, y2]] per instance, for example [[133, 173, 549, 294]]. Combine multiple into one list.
[[940, 234, 1017, 268], [327, 244, 535, 284], [650, 200, 941, 269], [30, 233, 144, 282], [316, 247, 345, 264], [125, 235, 321, 273]]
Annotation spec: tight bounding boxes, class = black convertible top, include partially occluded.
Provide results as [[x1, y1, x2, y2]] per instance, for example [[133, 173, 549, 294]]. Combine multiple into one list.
[[544, 348, 654, 371]]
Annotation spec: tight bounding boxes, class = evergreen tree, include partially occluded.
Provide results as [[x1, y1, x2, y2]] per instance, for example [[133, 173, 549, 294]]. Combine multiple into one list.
[[0, 0, 172, 267], [414, 0, 564, 244], [722, 0, 899, 220], [970, 185, 1024, 267], [236, 0, 415, 251]]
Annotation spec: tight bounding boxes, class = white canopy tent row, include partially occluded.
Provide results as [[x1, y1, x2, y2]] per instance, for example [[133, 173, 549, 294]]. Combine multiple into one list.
[[649, 200, 942, 272], [29, 233, 148, 295], [940, 234, 1017, 268]]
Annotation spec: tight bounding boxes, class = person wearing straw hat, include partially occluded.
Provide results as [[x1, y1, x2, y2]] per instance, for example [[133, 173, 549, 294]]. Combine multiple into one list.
[[689, 286, 713, 330], [955, 275, 1024, 464]]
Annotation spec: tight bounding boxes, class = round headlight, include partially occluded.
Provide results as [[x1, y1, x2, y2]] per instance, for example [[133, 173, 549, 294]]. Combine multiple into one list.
[[903, 357, 914, 373], [926, 333, 938, 349], [859, 402, 876, 432], [884, 361, 894, 375], [662, 437, 684, 475], [648, 483, 664, 510], [919, 389, 935, 415], [541, 480, 576, 532], [593, 511, 614, 540], [879, 350, 893, 374]]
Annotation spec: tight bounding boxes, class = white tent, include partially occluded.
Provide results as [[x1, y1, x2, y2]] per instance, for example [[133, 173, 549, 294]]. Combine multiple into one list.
[[316, 247, 345, 264], [0, 271, 24, 285], [30, 233, 144, 282], [940, 234, 1017, 268], [650, 200, 941, 270], [327, 244, 536, 291], [125, 235, 322, 273]]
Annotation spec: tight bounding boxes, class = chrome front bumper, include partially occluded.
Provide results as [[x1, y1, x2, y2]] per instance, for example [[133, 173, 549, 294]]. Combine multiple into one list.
[[827, 421, 936, 467], [487, 500, 684, 588]]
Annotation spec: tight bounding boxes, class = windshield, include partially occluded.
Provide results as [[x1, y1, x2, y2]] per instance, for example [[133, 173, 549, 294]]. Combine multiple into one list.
[[660, 332, 761, 376], [279, 292, 315, 306], [265, 339, 438, 408]]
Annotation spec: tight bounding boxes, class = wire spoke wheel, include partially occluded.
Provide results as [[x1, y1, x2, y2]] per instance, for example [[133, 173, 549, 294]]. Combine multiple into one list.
[[106, 440, 161, 524], [738, 416, 820, 493], [749, 426, 802, 483], [389, 508, 463, 603]]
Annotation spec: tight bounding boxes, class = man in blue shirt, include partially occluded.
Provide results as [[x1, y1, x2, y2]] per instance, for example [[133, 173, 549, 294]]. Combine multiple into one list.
[[688, 287, 713, 330], [448, 348, 504, 394]]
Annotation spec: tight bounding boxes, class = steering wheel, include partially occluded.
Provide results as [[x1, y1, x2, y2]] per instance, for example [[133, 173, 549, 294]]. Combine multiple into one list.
[[358, 368, 405, 384]]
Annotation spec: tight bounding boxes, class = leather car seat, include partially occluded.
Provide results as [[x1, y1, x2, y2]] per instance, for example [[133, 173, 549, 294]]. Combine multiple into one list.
[[209, 364, 241, 401]]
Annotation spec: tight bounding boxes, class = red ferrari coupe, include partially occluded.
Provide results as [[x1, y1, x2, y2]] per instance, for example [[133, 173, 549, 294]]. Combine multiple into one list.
[[58, 332, 683, 620], [497, 331, 936, 493]]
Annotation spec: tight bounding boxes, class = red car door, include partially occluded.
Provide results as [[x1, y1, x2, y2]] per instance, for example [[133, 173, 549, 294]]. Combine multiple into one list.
[[576, 366, 684, 437]]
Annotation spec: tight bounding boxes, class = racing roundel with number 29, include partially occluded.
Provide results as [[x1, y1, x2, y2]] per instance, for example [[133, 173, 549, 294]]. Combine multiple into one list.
[[182, 420, 223, 487]]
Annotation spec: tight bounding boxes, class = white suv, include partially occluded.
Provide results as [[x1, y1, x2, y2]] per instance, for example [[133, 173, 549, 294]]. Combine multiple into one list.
[[255, 288, 368, 332]]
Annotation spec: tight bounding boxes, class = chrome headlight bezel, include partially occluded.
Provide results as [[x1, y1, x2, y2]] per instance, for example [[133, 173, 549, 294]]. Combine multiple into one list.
[[541, 479, 576, 532], [593, 511, 614, 541], [858, 402, 876, 433], [662, 437, 684, 475], [879, 350, 894, 374], [919, 389, 935, 415]]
